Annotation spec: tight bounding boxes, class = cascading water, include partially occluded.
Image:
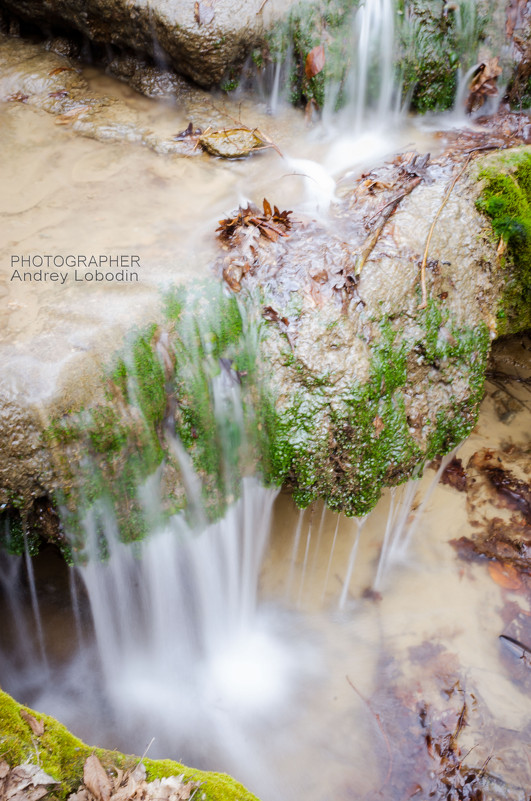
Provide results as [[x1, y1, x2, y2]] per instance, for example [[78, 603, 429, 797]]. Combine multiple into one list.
[[3, 1, 530, 799], [343, 0, 397, 132]]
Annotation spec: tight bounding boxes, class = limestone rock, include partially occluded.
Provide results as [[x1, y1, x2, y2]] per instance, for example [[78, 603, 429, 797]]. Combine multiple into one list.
[[0, 0, 293, 87]]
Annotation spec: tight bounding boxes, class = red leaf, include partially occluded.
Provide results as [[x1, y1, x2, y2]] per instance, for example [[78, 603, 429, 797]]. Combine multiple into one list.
[[305, 45, 325, 79]]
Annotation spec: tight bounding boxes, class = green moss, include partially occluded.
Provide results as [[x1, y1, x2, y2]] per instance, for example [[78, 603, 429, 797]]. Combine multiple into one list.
[[263, 0, 482, 113], [0, 689, 259, 801], [266, 307, 490, 517], [264, 0, 359, 109], [0, 510, 37, 556], [398, 0, 483, 113], [476, 149, 531, 335]]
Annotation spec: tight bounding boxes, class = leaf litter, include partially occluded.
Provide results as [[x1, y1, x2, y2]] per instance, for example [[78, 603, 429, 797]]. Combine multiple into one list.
[[67, 755, 201, 801], [0, 760, 58, 801]]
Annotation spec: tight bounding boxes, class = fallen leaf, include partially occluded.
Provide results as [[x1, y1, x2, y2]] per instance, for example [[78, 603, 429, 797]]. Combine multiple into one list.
[[222, 263, 242, 292], [3, 764, 58, 801], [194, 1, 215, 26], [0, 762, 9, 780], [305, 45, 325, 79], [216, 200, 292, 245], [19, 710, 45, 737], [55, 105, 89, 124], [6, 92, 29, 102], [373, 415, 384, 437], [262, 306, 288, 326], [49, 66, 75, 76], [83, 755, 112, 801], [466, 58, 502, 113], [488, 561, 522, 590]]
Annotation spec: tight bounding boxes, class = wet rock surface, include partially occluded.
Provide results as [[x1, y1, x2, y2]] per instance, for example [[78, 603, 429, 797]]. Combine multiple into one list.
[[1, 31, 530, 524], [0, 0, 291, 88], [215, 140, 530, 512], [0, 34, 205, 154]]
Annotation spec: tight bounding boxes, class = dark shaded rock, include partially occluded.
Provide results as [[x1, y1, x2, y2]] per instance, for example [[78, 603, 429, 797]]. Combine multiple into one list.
[[0, 0, 289, 88]]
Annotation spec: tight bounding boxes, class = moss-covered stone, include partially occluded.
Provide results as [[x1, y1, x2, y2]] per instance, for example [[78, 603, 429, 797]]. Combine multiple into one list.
[[264, 307, 490, 517], [475, 147, 531, 335], [261, 0, 483, 112], [0, 689, 259, 801], [398, 0, 483, 113], [263, 0, 360, 109]]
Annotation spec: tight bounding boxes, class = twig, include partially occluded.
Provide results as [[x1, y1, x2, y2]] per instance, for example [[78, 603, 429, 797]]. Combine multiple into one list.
[[354, 176, 421, 276], [137, 737, 155, 765], [257, 0, 270, 11], [418, 154, 471, 310], [346, 675, 393, 790]]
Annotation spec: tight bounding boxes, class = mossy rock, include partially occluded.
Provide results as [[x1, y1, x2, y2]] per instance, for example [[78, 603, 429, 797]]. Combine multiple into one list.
[[0, 689, 259, 801], [262, 0, 484, 112], [474, 146, 531, 335]]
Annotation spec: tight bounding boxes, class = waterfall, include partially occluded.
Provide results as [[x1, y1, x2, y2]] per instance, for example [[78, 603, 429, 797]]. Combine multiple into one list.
[[74, 477, 284, 759], [347, 0, 397, 132]]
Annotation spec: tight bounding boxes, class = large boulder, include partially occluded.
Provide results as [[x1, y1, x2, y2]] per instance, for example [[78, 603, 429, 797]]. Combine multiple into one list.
[[0, 0, 291, 87]]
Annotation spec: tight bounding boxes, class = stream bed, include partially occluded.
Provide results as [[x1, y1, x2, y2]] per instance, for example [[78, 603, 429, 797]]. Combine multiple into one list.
[[1, 30, 531, 801], [1, 344, 531, 801]]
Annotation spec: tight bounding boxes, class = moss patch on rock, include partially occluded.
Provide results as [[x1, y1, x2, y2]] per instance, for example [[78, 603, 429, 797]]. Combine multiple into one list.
[[261, 0, 483, 112], [398, 0, 483, 113], [264, 305, 490, 516], [262, 0, 359, 108], [475, 147, 531, 335], [0, 689, 259, 801], [21, 283, 274, 558]]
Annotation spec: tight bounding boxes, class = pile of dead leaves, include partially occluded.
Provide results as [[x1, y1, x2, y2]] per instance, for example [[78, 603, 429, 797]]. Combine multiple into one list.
[[0, 760, 58, 801], [68, 755, 200, 801], [217, 199, 293, 245]]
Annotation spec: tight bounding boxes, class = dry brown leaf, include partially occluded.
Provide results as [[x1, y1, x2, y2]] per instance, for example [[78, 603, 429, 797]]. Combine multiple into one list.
[[3, 764, 58, 801], [222, 263, 242, 292], [305, 45, 325, 79], [466, 58, 503, 112], [488, 561, 522, 590], [373, 415, 384, 437], [49, 66, 75, 76], [83, 755, 112, 801], [20, 709, 45, 737]]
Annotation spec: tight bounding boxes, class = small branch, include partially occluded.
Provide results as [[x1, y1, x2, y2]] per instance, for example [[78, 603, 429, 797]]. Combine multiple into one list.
[[346, 675, 393, 790], [418, 154, 471, 310], [257, 0, 270, 12], [354, 176, 421, 276]]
